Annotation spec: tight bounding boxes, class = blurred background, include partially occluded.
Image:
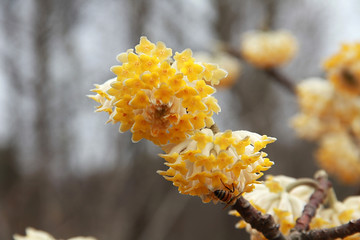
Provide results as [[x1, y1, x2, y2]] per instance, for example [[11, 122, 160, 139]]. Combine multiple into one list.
[[1, 0, 360, 239]]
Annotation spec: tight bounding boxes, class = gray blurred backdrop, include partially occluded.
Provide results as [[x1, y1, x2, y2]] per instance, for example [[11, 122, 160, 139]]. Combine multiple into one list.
[[1, 0, 360, 239]]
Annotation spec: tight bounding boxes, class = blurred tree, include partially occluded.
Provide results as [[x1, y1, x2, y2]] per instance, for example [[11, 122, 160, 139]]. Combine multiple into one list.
[[32, 0, 53, 170]]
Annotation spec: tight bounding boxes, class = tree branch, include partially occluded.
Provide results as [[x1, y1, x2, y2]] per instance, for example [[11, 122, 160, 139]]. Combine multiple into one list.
[[293, 171, 332, 232], [305, 219, 360, 239], [264, 68, 295, 94], [225, 47, 296, 95], [262, 0, 276, 31], [233, 196, 286, 240]]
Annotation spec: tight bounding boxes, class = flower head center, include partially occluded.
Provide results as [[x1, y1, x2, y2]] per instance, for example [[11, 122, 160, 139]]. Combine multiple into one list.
[[143, 102, 173, 131], [341, 68, 358, 86], [154, 103, 171, 120]]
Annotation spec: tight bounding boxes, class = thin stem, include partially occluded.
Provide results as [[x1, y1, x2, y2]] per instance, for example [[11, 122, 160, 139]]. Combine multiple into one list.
[[285, 178, 319, 193], [233, 196, 287, 240]]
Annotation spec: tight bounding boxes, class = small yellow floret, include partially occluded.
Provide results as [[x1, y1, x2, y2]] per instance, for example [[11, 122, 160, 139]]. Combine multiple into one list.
[[182, 95, 207, 113], [214, 130, 236, 150], [181, 61, 204, 81], [129, 91, 149, 109], [153, 41, 172, 61], [338, 209, 354, 222], [265, 179, 284, 193], [195, 80, 216, 98], [135, 36, 156, 54], [216, 151, 234, 169], [141, 72, 160, 87], [174, 49, 194, 69], [190, 112, 207, 129], [191, 131, 213, 150], [154, 84, 174, 104]]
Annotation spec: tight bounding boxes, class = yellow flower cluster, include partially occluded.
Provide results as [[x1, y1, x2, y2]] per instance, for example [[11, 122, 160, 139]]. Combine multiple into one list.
[[324, 43, 360, 96], [291, 78, 360, 184], [240, 30, 298, 69], [157, 128, 276, 203], [14, 227, 96, 240], [89, 37, 227, 145], [316, 132, 360, 184], [291, 78, 360, 140], [311, 195, 360, 240], [193, 51, 242, 89], [229, 175, 315, 239]]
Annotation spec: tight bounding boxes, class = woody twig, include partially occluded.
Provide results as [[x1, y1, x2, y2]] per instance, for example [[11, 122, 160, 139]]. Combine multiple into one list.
[[225, 47, 296, 95], [233, 196, 286, 240], [293, 170, 332, 232]]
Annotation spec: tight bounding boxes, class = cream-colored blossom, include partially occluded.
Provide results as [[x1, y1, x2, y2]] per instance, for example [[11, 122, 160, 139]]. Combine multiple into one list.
[[291, 78, 360, 185], [230, 175, 315, 239], [295, 78, 334, 115], [240, 30, 297, 68], [193, 51, 241, 88], [291, 78, 338, 140], [157, 128, 276, 204], [89, 37, 226, 145], [291, 114, 335, 140], [291, 78, 360, 140], [13, 228, 97, 240], [14, 228, 55, 240], [316, 132, 360, 184]]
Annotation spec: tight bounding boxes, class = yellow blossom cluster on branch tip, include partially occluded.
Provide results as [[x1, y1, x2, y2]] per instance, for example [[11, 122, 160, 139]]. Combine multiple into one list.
[[291, 78, 360, 184], [88, 37, 227, 145], [13, 227, 97, 240], [240, 30, 298, 69], [229, 175, 315, 239], [310, 195, 360, 240], [157, 128, 276, 203], [324, 43, 360, 96]]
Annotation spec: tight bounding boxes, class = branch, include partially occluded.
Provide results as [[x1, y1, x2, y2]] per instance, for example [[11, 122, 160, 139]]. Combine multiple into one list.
[[233, 196, 286, 240], [293, 171, 331, 232], [264, 68, 296, 94], [305, 219, 360, 239], [232, 174, 360, 240], [262, 0, 276, 31], [214, 0, 240, 42], [224, 47, 296, 95]]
